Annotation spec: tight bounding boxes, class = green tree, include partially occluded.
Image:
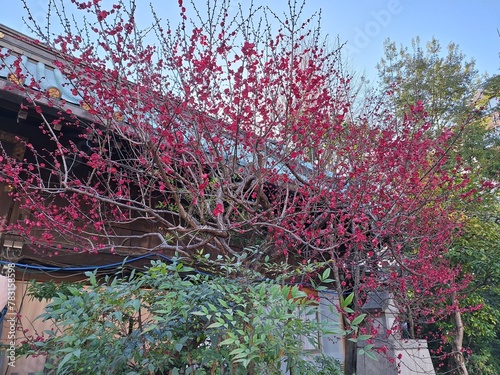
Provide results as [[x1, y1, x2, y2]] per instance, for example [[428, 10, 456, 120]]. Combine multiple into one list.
[[377, 37, 479, 131], [449, 218, 500, 375], [483, 74, 500, 113], [450, 74, 500, 375], [377, 37, 500, 375]]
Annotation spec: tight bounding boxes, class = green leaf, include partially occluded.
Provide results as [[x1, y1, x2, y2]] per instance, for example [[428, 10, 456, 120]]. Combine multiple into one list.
[[351, 313, 366, 326], [365, 350, 378, 360], [141, 324, 158, 334], [57, 352, 73, 372], [85, 271, 97, 286], [320, 268, 331, 281], [207, 322, 224, 328], [281, 285, 291, 299], [67, 286, 81, 296], [357, 334, 372, 341], [218, 298, 229, 308], [220, 337, 235, 346], [129, 268, 136, 280], [229, 348, 246, 356], [341, 293, 354, 308], [132, 299, 141, 312]]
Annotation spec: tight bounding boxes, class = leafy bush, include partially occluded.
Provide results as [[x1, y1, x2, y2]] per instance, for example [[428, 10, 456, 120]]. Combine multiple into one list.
[[25, 260, 344, 375]]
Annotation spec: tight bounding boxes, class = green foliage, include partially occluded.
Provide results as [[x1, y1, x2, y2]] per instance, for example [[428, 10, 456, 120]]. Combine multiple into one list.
[[465, 291, 500, 375], [377, 36, 479, 130], [483, 74, 500, 112], [25, 260, 347, 375], [451, 218, 500, 287], [28, 280, 85, 302], [449, 218, 500, 375]]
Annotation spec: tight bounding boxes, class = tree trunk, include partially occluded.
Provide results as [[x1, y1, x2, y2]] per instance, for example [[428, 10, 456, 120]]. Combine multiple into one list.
[[344, 337, 358, 375], [451, 291, 469, 375], [333, 264, 357, 375]]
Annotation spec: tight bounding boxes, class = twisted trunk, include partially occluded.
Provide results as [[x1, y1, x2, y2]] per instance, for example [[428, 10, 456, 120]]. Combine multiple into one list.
[[451, 291, 469, 375]]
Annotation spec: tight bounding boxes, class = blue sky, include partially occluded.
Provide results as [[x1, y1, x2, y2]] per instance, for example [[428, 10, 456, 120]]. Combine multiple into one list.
[[1, 0, 499, 83]]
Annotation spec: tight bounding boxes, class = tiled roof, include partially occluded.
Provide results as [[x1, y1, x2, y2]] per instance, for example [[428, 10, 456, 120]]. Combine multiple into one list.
[[0, 47, 82, 104]]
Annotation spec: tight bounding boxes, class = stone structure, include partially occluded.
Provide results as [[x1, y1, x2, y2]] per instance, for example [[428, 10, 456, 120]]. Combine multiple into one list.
[[357, 292, 436, 375]]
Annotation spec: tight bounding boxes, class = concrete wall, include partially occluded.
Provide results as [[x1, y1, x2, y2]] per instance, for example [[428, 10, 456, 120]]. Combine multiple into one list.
[[396, 340, 436, 375], [0, 280, 50, 374], [357, 338, 435, 375], [318, 290, 345, 362]]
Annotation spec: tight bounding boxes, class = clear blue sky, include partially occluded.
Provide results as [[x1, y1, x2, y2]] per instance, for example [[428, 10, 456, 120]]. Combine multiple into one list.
[[2, 0, 499, 82]]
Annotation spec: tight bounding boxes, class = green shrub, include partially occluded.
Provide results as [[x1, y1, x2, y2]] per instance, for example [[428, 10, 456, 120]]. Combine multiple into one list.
[[25, 259, 345, 375]]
